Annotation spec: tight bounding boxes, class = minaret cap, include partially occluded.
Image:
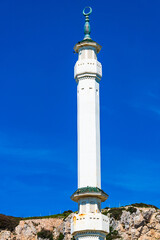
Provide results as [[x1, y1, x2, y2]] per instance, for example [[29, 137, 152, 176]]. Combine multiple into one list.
[[74, 7, 102, 54], [83, 6, 92, 40]]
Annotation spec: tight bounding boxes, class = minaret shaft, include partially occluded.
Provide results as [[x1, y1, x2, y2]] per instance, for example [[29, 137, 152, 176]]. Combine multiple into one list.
[[78, 77, 101, 188]]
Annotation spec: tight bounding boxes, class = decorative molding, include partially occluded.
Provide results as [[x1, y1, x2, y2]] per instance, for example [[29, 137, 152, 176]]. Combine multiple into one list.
[[77, 76, 95, 81], [74, 231, 106, 240], [75, 75, 101, 83]]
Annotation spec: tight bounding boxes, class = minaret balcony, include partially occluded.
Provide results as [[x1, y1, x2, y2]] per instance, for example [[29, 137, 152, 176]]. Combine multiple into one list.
[[74, 60, 102, 80], [71, 187, 108, 203], [71, 213, 109, 235]]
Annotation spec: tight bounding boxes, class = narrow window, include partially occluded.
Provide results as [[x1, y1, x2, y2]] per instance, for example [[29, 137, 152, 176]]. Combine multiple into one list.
[[88, 50, 92, 59], [81, 201, 86, 213], [98, 202, 101, 212], [90, 201, 95, 213], [78, 203, 80, 212], [81, 51, 85, 59]]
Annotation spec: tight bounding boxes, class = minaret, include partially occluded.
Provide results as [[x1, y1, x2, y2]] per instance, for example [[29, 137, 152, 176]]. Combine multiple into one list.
[[71, 7, 109, 240]]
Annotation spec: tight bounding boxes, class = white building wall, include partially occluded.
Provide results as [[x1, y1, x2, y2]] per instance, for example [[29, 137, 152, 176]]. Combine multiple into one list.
[[77, 78, 101, 188]]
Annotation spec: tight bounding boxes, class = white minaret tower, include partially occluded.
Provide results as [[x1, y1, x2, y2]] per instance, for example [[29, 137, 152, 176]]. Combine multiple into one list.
[[71, 7, 109, 240]]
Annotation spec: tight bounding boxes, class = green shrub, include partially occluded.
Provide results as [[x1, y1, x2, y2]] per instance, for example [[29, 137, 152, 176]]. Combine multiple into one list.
[[37, 228, 53, 240], [127, 207, 137, 214], [106, 227, 121, 240], [103, 206, 137, 218], [103, 210, 108, 216], [63, 210, 72, 214], [57, 233, 64, 240], [62, 210, 73, 220], [107, 208, 125, 220], [0, 214, 21, 232]]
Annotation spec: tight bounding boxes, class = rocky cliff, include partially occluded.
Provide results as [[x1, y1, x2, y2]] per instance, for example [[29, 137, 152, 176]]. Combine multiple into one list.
[[0, 204, 160, 240]]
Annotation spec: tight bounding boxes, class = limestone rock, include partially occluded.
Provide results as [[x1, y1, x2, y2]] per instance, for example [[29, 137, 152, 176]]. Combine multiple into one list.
[[0, 231, 11, 240], [107, 206, 160, 240]]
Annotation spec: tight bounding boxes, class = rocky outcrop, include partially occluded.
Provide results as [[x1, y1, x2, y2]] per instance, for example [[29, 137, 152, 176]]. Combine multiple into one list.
[[0, 205, 160, 240], [0, 218, 63, 240], [104, 205, 160, 240]]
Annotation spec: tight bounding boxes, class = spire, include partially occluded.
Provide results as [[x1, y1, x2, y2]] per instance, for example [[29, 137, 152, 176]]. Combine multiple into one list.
[[83, 6, 92, 40]]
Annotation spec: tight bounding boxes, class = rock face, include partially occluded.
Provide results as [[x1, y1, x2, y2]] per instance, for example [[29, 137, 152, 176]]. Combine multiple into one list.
[[0, 206, 160, 240], [0, 218, 63, 240], [104, 206, 160, 240]]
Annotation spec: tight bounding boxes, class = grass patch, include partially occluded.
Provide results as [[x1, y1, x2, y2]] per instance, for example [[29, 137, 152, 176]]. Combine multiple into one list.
[[131, 203, 158, 209], [23, 210, 72, 220]]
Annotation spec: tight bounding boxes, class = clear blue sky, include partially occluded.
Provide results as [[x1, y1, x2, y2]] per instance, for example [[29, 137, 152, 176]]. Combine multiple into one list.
[[0, 0, 160, 217]]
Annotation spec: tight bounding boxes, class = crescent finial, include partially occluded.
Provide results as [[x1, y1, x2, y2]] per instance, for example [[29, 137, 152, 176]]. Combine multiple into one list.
[[83, 7, 92, 40]]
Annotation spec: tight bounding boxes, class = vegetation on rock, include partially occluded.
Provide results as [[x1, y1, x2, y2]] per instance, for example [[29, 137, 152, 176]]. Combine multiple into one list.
[[131, 203, 158, 209], [0, 214, 21, 232], [23, 210, 73, 220], [126, 206, 137, 214], [103, 208, 125, 220], [106, 227, 121, 240], [37, 228, 53, 240], [63, 210, 73, 220], [103, 203, 157, 221], [57, 232, 64, 240]]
